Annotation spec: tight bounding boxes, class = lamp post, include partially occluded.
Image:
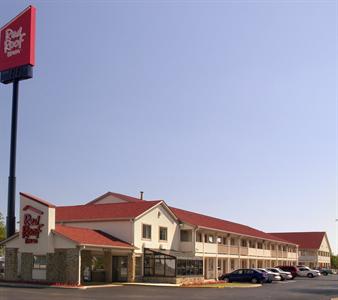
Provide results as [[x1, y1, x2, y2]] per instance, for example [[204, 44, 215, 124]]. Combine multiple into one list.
[[0, 6, 36, 238]]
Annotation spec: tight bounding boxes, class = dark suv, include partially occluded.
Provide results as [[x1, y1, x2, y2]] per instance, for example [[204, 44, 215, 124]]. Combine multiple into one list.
[[275, 266, 298, 278]]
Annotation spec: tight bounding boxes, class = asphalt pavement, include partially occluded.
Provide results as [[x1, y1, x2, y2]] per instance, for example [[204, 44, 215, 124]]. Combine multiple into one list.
[[0, 275, 337, 300]]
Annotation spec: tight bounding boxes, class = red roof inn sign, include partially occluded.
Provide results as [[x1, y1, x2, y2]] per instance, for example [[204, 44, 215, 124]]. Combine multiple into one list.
[[0, 6, 36, 83], [22, 205, 44, 244]]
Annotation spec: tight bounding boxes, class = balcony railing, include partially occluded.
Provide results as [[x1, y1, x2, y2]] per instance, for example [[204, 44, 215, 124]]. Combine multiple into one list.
[[195, 242, 218, 254], [240, 247, 248, 256], [287, 252, 297, 259], [247, 248, 272, 257], [217, 244, 229, 254], [180, 241, 194, 252], [229, 246, 239, 255]]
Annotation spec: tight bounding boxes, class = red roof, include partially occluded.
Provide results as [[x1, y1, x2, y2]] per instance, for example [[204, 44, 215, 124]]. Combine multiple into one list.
[[269, 232, 326, 249], [23, 191, 298, 245], [20, 192, 56, 208], [86, 191, 145, 205], [56, 200, 161, 222], [171, 207, 296, 244], [54, 225, 133, 248]]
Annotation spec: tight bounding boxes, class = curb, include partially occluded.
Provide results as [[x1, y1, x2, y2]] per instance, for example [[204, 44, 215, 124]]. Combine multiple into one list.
[[122, 283, 181, 287], [183, 284, 262, 289], [0, 282, 124, 290], [0, 282, 87, 289]]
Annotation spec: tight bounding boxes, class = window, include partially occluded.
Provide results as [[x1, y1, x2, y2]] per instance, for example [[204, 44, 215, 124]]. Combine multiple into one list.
[[92, 255, 104, 270], [217, 237, 222, 244], [230, 259, 235, 270], [159, 227, 168, 241], [33, 255, 47, 269], [135, 257, 142, 276], [208, 258, 214, 271], [177, 259, 203, 276], [241, 240, 247, 247], [271, 244, 275, 250], [196, 233, 202, 242], [143, 249, 176, 277], [223, 237, 227, 245], [142, 224, 152, 240], [208, 235, 214, 243], [180, 230, 192, 242], [230, 238, 235, 246], [257, 243, 263, 249]]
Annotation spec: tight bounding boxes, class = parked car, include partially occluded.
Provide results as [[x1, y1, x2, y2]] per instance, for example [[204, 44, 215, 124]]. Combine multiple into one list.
[[267, 268, 292, 280], [275, 266, 298, 279], [219, 268, 268, 284], [315, 268, 335, 276], [256, 268, 282, 283], [297, 266, 321, 278]]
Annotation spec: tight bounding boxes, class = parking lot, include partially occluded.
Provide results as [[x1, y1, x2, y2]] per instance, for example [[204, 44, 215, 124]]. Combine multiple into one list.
[[0, 276, 338, 300]]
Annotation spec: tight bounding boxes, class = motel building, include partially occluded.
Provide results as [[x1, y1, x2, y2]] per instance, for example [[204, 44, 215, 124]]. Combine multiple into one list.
[[269, 232, 332, 269], [1, 192, 300, 285]]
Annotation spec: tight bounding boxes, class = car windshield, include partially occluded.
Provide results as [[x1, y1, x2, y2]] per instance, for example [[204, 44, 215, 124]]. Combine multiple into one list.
[[274, 268, 284, 272]]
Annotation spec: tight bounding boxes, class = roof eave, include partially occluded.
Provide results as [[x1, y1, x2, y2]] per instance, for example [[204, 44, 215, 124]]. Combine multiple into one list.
[[56, 217, 133, 223], [0, 232, 19, 246], [196, 226, 298, 245]]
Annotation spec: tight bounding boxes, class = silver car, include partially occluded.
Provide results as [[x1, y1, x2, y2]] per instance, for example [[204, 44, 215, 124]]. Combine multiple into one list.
[[268, 268, 293, 280], [256, 268, 282, 282]]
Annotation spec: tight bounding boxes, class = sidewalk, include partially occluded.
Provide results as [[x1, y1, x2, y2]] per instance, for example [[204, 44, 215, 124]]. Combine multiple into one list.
[[0, 281, 123, 290]]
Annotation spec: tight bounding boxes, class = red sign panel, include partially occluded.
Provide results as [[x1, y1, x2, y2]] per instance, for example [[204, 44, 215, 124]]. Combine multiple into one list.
[[0, 6, 36, 72], [22, 205, 44, 244]]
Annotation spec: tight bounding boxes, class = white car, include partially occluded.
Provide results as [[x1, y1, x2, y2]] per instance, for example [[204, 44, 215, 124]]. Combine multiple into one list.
[[297, 266, 321, 278], [268, 268, 293, 280], [256, 268, 282, 282]]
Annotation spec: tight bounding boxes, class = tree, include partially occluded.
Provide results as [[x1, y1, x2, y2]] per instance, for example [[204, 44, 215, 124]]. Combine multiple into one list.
[[0, 212, 5, 256], [331, 255, 338, 269]]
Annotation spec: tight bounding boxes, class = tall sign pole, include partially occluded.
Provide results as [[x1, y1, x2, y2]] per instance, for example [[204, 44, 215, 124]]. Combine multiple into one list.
[[0, 6, 36, 238]]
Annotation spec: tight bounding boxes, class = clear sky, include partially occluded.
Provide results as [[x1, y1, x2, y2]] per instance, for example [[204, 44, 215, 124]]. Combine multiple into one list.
[[0, 1, 337, 253]]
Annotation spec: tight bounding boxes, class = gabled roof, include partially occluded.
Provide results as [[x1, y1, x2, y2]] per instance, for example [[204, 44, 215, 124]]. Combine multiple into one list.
[[0, 232, 19, 246], [86, 191, 145, 205], [56, 200, 162, 222], [20, 192, 56, 208], [53, 225, 133, 249], [171, 207, 296, 244], [269, 232, 326, 249]]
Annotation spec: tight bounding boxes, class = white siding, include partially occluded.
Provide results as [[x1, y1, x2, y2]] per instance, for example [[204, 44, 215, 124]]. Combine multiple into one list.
[[134, 204, 180, 254]]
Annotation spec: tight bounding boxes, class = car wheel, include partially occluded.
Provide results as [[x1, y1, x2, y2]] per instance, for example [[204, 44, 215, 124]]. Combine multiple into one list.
[[251, 278, 258, 284], [224, 278, 230, 283], [280, 277, 285, 281], [307, 273, 314, 278], [323, 272, 328, 276]]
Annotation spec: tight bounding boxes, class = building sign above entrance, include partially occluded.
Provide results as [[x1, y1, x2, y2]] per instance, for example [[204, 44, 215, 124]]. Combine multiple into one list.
[[22, 205, 44, 244]]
